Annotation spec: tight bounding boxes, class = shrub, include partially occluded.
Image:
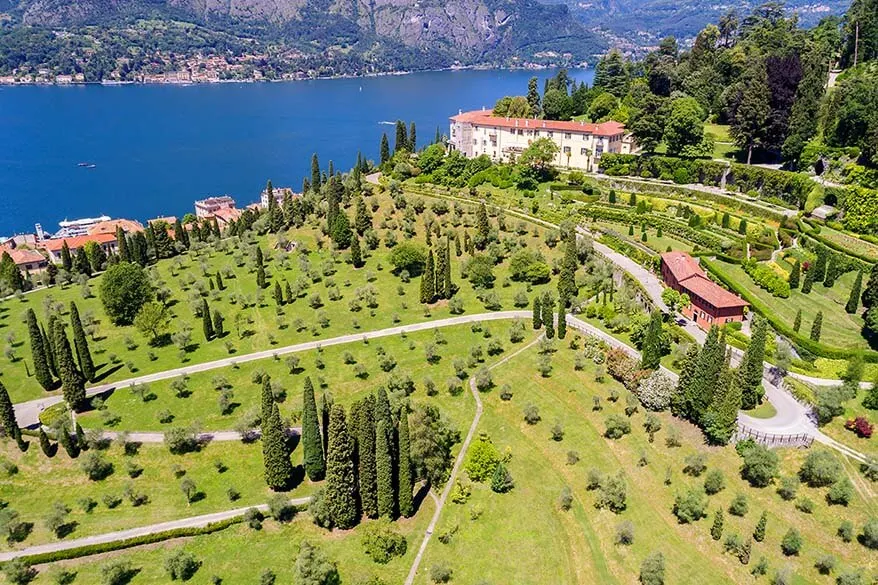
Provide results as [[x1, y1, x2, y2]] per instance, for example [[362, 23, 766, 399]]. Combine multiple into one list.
[[164, 427, 199, 455], [799, 449, 841, 487], [268, 494, 296, 522], [429, 563, 453, 583], [595, 473, 627, 513], [361, 519, 408, 564], [635, 371, 675, 411], [845, 417, 874, 438], [673, 488, 707, 523], [164, 549, 200, 581], [80, 452, 113, 481], [683, 454, 707, 477], [728, 494, 749, 517], [703, 469, 726, 495], [861, 518, 878, 549], [464, 434, 501, 482], [776, 476, 799, 500], [827, 478, 854, 506], [780, 528, 802, 555], [795, 497, 814, 514], [742, 260, 790, 298], [100, 560, 137, 585], [523, 404, 541, 425], [814, 554, 836, 575], [740, 443, 779, 487], [3, 558, 36, 585], [615, 520, 634, 545], [639, 551, 665, 585], [604, 414, 631, 439], [838, 520, 854, 542]]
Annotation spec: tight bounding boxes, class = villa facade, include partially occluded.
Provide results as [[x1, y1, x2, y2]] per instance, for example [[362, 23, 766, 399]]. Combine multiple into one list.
[[660, 251, 748, 329]]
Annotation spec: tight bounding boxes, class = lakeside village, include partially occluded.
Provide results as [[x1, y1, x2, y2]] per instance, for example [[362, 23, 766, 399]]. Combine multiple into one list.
[[2, 108, 746, 331]]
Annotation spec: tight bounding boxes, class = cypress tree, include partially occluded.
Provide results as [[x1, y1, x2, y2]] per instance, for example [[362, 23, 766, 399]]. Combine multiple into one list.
[[639, 310, 664, 370], [74, 248, 91, 276], [60, 240, 72, 271], [351, 234, 363, 268], [284, 282, 293, 304], [394, 120, 408, 154], [753, 511, 767, 542], [721, 212, 730, 229], [75, 422, 86, 452], [321, 393, 332, 457], [813, 246, 828, 283], [355, 196, 371, 235], [69, 302, 95, 382], [302, 377, 326, 481], [311, 153, 321, 193], [558, 235, 578, 301], [255, 246, 266, 289], [846, 270, 863, 314], [532, 295, 542, 329], [39, 427, 54, 457], [173, 219, 189, 248], [793, 308, 802, 332], [557, 297, 567, 340], [54, 320, 86, 412], [57, 421, 79, 458], [863, 264, 878, 309], [738, 218, 748, 235], [212, 310, 224, 338], [704, 351, 740, 445], [711, 509, 724, 541], [420, 249, 435, 304], [379, 133, 390, 165], [398, 409, 414, 517], [542, 293, 554, 339], [0, 381, 23, 449], [823, 254, 839, 287], [325, 405, 359, 529], [42, 322, 57, 378], [454, 232, 462, 257], [260, 375, 274, 439], [27, 309, 53, 391], [357, 395, 378, 518], [810, 311, 823, 342], [409, 122, 417, 151], [691, 328, 726, 424], [475, 203, 490, 249], [201, 298, 214, 341], [274, 281, 284, 306], [442, 239, 453, 298], [609, 190, 616, 204], [629, 193, 637, 206], [116, 227, 129, 263], [671, 344, 701, 416], [628, 224, 635, 236], [216, 272, 224, 290], [263, 402, 293, 491], [788, 260, 800, 289], [463, 231, 472, 255], [376, 418, 395, 519], [739, 317, 768, 410], [434, 241, 448, 299]]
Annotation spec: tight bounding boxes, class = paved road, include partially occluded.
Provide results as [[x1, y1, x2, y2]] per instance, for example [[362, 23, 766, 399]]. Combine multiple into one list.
[[0, 496, 312, 562], [404, 335, 543, 585], [14, 311, 533, 428]]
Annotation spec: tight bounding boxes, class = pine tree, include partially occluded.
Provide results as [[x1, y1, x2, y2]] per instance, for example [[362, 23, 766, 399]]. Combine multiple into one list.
[[846, 270, 863, 314], [26, 308, 53, 391], [53, 320, 86, 412], [0, 380, 23, 449], [420, 249, 435, 304], [69, 302, 95, 382], [201, 298, 214, 341], [398, 408, 414, 517], [255, 246, 266, 289], [311, 153, 321, 193], [711, 508, 724, 540], [302, 377, 326, 481], [475, 203, 490, 249], [557, 298, 567, 340], [354, 196, 371, 234], [263, 402, 293, 491], [357, 395, 378, 518], [274, 281, 284, 306], [532, 295, 542, 329], [639, 311, 664, 370], [788, 260, 800, 289], [39, 427, 53, 457], [753, 511, 767, 542], [213, 310, 224, 338], [409, 122, 417, 152], [379, 134, 390, 165], [793, 308, 802, 332], [351, 235, 363, 268], [376, 418, 396, 519], [61, 240, 73, 271], [325, 405, 359, 529], [543, 293, 555, 339], [738, 317, 768, 410], [810, 311, 823, 342], [823, 254, 839, 287]]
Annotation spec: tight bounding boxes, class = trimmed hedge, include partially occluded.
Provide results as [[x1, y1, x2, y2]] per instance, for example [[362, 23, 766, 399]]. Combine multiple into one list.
[[742, 259, 790, 298], [600, 154, 811, 207], [701, 258, 878, 362]]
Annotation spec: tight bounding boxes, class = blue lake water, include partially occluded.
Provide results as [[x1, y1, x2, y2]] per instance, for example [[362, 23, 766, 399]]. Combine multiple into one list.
[[0, 68, 593, 236]]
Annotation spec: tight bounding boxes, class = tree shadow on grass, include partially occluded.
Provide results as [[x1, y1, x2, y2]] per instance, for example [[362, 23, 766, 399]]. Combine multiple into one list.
[[412, 482, 431, 514], [92, 364, 124, 383], [56, 520, 79, 539]]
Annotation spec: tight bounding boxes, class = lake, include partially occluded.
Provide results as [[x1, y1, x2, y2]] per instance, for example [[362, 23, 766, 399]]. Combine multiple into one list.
[[0, 68, 593, 236]]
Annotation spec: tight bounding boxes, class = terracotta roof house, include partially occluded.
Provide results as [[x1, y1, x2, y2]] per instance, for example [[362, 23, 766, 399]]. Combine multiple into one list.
[[38, 233, 118, 264], [87, 219, 144, 236], [660, 251, 748, 329], [0, 246, 48, 273]]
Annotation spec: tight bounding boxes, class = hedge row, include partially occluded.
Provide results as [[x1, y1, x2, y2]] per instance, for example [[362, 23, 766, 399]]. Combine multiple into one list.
[[598, 233, 658, 269], [799, 231, 878, 268], [742, 259, 790, 298], [590, 176, 789, 222], [599, 154, 811, 207], [581, 204, 730, 251], [700, 258, 878, 362]]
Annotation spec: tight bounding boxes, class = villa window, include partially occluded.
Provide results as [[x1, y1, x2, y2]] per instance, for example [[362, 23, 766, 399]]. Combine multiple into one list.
[[547, 131, 553, 137], [535, 130, 540, 136], [580, 148, 588, 155], [563, 146, 571, 154]]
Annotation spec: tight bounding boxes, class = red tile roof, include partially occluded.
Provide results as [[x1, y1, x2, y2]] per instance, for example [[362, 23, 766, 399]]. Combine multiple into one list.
[[38, 233, 117, 252], [661, 252, 748, 309], [0, 246, 47, 266], [88, 219, 144, 236], [450, 109, 625, 137]]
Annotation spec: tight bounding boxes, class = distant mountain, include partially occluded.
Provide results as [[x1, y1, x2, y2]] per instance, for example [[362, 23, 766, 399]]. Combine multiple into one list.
[[1, 0, 606, 73], [561, 0, 851, 45]]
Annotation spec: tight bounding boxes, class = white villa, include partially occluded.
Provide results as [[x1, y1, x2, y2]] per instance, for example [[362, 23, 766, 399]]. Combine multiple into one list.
[[449, 109, 635, 171]]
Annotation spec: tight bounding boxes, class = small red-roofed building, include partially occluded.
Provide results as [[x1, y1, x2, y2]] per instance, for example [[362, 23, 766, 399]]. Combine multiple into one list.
[[87, 219, 144, 237], [0, 246, 48, 273], [660, 251, 748, 329], [38, 233, 118, 265]]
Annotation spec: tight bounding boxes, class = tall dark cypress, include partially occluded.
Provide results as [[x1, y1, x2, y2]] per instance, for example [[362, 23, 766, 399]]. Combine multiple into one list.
[[325, 405, 359, 529], [0, 380, 24, 449], [263, 402, 293, 490], [704, 350, 740, 445], [74, 248, 91, 276], [26, 308, 53, 391], [173, 219, 189, 248], [434, 242, 448, 300], [671, 343, 701, 417], [57, 421, 79, 458], [321, 393, 332, 457], [60, 241, 72, 272], [357, 395, 378, 518], [689, 327, 725, 423], [39, 427, 54, 457], [556, 297, 567, 340], [475, 203, 490, 249], [380, 133, 390, 165], [375, 418, 396, 519], [53, 320, 86, 412], [639, 311, 664, 370], [302, 377, 326, 481], [420, 249, 435, 304], [397, 409, 414, 517], [42, 321, 57, 378], [260, 375, 274, 439], [354, 196, 371, 235], [255, 246, 266, 289], [69, 302, 95, 382], [351, 235, 363, 268], [116, 226, 129, 263], [442, 238, 453, 298], [846, 270, 863, 314], [788, 260, 800, 289], [532, 295, 542, 329], [801, 263, 814, 294], [810, 311, 823, 342], [409, 122, 417, 152], [558, 234, 578, 300], [201, 298, 214, 341], [274, 281, 284, 306], [542, 292, 554, 339], [739, 317, 768, 410], [394, 120, 408, 154], [311, 153, 321, 193]]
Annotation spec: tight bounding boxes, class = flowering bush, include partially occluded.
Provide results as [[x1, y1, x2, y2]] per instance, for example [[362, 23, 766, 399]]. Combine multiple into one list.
[[845, 416, 874, 438], [635, 371, 676, 411]]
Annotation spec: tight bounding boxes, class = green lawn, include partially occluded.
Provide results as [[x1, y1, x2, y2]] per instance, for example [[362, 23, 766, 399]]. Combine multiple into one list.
[[589, 220, 695, 254], [711, 261, 868, 350], [0, 192, 561, 403]]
